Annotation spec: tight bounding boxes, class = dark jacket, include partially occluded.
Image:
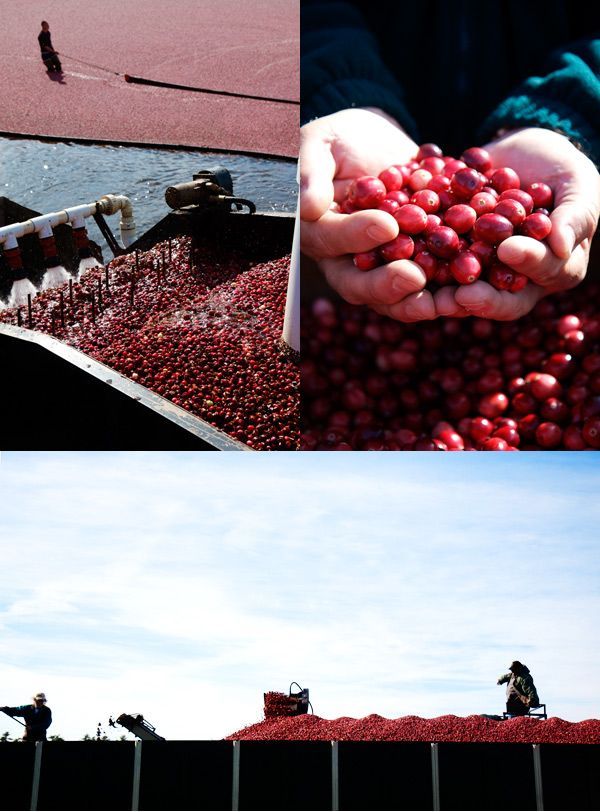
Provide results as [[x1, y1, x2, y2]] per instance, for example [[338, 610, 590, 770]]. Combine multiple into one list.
[[498, 667, 540, 705], [5, 704, 52, 741], [301, 0, 600, 167]]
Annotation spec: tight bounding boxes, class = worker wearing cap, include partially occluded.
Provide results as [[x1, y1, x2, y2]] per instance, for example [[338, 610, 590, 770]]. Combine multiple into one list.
[[38, 22, 62, 74], [0, 693, 52, 741], [497, 662, 539, 716]]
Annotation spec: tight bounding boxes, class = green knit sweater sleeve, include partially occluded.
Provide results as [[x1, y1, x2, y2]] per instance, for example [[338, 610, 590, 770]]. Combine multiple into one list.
[[479, 37, 600, 168], [301, 0, 417, 137]]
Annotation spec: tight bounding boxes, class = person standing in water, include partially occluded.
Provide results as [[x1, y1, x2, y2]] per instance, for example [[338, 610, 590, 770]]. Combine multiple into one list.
[[38, 21, 62, 73]]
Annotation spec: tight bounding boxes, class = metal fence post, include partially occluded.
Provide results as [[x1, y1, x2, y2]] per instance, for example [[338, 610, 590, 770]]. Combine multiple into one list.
[[331, 741, 339, 810], [132, 739, 142, 811], [431, 742, 440, 811], [533, 744, 544, 811], [30, 740, 43, 811], [232, 740, 240, 811]]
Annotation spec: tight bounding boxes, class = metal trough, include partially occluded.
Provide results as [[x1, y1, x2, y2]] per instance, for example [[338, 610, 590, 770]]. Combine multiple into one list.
[[0, 193, 294, 450]]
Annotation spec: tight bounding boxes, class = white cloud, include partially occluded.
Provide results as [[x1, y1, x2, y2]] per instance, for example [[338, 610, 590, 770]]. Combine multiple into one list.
[[0, 452, 598, 740]]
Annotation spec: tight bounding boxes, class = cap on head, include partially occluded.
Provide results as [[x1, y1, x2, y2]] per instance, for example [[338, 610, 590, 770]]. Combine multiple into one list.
[[509, 661, 523, 673], [33, 692, 47, 703]]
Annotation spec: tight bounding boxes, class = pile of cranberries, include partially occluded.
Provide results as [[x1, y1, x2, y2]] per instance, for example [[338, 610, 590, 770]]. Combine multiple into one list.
[[343, 144, 553, 292], [228, 712, 599, 744], [0, 237, 299, 450], [302, 276, 600, 451], [264, 692, 298, 719]]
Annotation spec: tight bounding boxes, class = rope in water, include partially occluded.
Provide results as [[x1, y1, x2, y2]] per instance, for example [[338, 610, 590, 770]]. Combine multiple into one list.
[[60, 54, 299, 105]]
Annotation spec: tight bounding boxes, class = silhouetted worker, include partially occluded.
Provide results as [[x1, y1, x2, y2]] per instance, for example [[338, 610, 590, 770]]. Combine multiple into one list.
[[0, 693, 52, 741], [497, 661, 539, 716], [38, 21, 62, 73]]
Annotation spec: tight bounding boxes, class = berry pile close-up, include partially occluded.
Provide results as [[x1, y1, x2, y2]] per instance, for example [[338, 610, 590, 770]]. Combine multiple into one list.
[[345, 144, 553, 292], [302, 278, 600, 451], [0, 237, 299, 450], [227, 713, 600, 744]]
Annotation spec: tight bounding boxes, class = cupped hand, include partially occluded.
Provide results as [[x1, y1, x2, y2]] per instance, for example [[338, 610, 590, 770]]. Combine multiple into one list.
[[301, 108, 436, 317], [453, 127, 600, 320]]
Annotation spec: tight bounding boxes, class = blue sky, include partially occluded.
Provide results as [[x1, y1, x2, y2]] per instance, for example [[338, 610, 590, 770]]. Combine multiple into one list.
[[0, 451, 598, 740]]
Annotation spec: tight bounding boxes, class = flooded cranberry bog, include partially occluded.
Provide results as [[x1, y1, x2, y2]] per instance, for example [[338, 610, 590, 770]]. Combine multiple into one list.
[[0, 197, 298, 450], [1, 716, 598, 810]]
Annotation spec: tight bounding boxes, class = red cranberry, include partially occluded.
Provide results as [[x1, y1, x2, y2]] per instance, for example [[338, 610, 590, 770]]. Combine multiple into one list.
[[378, 166, 405, 191], [428, 175, 451, 194], [408, 169, 433, 192], [410, 189, 440, 213], [379, 234, 415, 262], [582, 417, 600, 448], [449, 252, 482, 285], [414, 251, 438, 281], [520, 213, 552, 240], [563, 425, 586, 450], [460, 147, 492, 173], [472, 213, 514, 245], [420, 156, 446, 175], [494, 198, 527, 227], [498, 189, 534, 214], [395, 204, 428, 234], [481, 437, 510, 451], [525, 182, 553, 209], [470, 192, 497, 215], [444, 204, 477, 234], [417, 143, 443, 160], [488, 263, 515, 291], [353, 250, 380, 271], [528, 373, 562, 400], [386, 190, 410, 206], [377, 198, 402, 217], [349, 176, 387, 209], [490, 167, 521, 193], [536, 421, 562, 448], [426, 226, 460, 259], [479, 392, 509, 419], [451, 168, 485, 199]]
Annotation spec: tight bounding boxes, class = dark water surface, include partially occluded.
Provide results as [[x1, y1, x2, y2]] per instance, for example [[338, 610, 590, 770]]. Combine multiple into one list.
[[1, 137, 296, 256]]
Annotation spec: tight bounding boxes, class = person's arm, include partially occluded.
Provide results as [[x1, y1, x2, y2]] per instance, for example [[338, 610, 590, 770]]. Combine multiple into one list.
[[479, 38, 600, 169], [1, 705, 26, 717], [301, 0, 416, 136], [496, 673, 511, 685]]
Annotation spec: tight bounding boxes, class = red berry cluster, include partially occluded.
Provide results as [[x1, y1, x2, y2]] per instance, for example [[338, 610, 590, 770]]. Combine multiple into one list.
[[264, 692, 297, 719], [228, 713, 599, 744], [301, 278, 600, 451], [0, 237, 299, 450], [344, 144, 553, 292]]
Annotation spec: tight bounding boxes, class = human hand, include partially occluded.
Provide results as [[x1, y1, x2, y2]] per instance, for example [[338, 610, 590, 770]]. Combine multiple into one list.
[[301, 108, 436, 321], [452, 127, 600, 320]]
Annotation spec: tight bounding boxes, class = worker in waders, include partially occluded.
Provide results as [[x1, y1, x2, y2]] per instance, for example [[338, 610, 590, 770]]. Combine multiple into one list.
[[38, 21, 62, 73], [497, 661, 539, 716], [0, 693, 52, 741]]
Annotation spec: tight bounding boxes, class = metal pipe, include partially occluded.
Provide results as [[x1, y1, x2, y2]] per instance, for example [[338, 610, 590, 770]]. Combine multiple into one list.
[[431, 742, 440, 811], [331, 741, 339, 811], [533, 744, 544, 811], [30, 741, 43, 811], [131, 740, 142, 811], [231, 741, 240, 811]]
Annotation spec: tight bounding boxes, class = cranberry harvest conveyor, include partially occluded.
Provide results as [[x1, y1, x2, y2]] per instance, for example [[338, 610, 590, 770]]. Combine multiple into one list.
[[0, 173, 296, 450]]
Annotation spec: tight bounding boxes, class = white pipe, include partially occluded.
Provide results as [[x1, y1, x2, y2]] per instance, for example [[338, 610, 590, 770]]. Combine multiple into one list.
[[97, 194, 137, 247], [282, 162, 300, 353], [0, 197, 134, 246]]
